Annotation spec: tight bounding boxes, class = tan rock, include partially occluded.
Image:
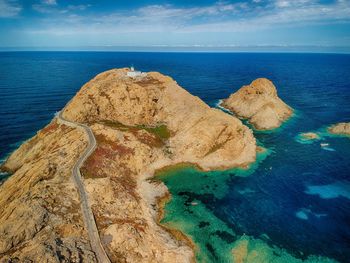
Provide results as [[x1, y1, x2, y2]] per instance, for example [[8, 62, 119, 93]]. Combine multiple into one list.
[[221, 78, 293, 130], [300, 132, 320, 140], [62, 68, 256, 170], [0, 121, 96, 262], [328, 122, 350, 136], [0, 68, 257, 262]]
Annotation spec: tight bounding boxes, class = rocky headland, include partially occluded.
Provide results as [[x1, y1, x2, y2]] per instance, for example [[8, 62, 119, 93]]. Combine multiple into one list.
[[328, 122, 350, 136], [221, 78, 293, 130], [0, 68, 256, 262]]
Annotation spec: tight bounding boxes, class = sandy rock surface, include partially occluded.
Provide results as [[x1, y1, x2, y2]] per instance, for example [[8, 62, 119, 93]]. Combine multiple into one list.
[[0, 121, 96, 262], [1, 68, 257, 262], [221, 78, 293, 130], [328, 122, 350, 136]]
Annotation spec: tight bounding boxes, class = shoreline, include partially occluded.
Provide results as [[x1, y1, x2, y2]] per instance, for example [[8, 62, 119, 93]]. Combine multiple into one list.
[[148, 149, 342, 263], [155, 190, 197, 263], [217, 99, 298, 133], [144, 145, 268, 262]]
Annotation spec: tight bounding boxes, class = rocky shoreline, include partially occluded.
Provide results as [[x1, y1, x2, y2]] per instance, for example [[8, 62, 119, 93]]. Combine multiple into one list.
[[0, 68, 345, 262], [221, 78, 293, 130], [0, 68, 256, 262], [328, 122, 350, 136]]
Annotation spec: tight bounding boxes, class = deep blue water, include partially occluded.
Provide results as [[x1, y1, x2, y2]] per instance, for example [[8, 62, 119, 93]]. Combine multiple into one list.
[[1, 52, 350, 261]]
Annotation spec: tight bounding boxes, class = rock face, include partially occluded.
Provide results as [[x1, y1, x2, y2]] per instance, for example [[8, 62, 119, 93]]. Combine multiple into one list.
[[328, 122, 350, 136], [0, 68, 256, 262], [62, 68, 256, 169], [0, 121, 96, 262], [221, 78, 293, 130]]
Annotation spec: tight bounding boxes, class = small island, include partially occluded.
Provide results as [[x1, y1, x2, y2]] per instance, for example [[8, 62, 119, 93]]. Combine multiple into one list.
[[328, 122, 350, 136], [300, 132, 320, 140], [221, 78, 293, 130]]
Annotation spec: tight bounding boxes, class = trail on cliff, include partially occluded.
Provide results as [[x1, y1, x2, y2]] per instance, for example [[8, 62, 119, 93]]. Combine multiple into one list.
[[57, 110, 111, 263]]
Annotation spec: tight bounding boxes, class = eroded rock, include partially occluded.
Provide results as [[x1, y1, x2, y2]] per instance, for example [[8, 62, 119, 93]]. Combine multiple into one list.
[[1, 68, 257, 262], [328, 122, 350, 136], [221, 78, 293, 130]]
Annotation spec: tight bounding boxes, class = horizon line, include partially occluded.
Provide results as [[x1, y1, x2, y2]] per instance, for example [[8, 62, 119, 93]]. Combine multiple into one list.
[[1, 45, 350, 54]]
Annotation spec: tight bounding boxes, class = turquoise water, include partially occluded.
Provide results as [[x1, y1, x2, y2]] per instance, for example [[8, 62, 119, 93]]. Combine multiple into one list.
[[0, 52, 349, 262], [157, 119, 350, 262]]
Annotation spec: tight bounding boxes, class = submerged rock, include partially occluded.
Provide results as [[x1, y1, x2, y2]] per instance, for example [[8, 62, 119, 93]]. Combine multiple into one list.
[[221, 78, 293, 130], [328, 122, 350, 136], [231, 235, 338, 263], [0, 68, 257, 262]]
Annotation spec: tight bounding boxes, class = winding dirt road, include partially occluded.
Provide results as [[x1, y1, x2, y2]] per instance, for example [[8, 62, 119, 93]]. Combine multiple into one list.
[[57, 110, 111, 263]]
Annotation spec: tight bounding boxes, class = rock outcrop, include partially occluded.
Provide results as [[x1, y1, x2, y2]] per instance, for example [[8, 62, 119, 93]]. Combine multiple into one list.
[[0, 68, 256, 262], [221, 78, 293, 130], [62, 68, 256, 170], [0, 121, 96, 262], [328, 122, 350, 136], [300, 132, 320, 140]]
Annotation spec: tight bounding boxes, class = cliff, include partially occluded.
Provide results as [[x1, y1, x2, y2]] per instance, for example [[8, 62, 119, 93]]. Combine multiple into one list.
[[221, 78, 293, 130], [0, 68, 256, 262]]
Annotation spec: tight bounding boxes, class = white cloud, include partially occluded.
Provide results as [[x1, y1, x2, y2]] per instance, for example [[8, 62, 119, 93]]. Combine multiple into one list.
[[136, 2, 239, 19], [33, 1, 90, 14], [26, 0, 350, 35], [42, 0, 56, 5], [0, 0, 21, 17], [275, 0, 290, 8]]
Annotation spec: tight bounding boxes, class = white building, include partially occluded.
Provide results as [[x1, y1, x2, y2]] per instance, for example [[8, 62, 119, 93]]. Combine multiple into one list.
[[127, 67, 146, 78]]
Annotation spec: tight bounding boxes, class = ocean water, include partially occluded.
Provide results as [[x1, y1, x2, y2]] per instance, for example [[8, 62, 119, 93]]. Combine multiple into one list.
[[0, 52, 350, 262]]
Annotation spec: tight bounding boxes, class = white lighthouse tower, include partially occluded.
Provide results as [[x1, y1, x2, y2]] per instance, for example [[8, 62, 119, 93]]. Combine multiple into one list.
[[127, 66, 145, 78]]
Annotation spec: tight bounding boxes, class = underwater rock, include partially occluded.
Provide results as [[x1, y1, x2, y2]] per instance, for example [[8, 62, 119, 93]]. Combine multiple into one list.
[[231, 235, 338, 263]]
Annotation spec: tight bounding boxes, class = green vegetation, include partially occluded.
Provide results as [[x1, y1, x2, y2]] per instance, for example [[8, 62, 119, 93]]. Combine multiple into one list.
[[136, 124, 171, 140], [101, 120, 171, 143], [101, 120, 132, 131]]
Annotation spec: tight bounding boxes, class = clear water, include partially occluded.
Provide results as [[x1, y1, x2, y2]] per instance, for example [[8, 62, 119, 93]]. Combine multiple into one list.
[[0, 52, 349, 262]]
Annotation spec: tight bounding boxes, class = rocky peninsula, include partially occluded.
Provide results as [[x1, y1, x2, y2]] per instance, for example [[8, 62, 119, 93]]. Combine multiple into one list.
[[221, 78, 293, 130], [328, 122, 350, 136], [0, 68, 256, 262]]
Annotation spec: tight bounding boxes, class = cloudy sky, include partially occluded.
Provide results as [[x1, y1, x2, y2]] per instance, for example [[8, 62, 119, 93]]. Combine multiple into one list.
[[1, 0, 350, 50]]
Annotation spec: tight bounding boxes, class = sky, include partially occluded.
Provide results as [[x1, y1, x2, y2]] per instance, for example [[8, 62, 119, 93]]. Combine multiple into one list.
[[1, 0, 350, 51]]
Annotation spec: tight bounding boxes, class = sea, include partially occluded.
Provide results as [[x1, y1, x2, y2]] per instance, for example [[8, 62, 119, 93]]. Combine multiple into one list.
[[0, 52, 349, 262]]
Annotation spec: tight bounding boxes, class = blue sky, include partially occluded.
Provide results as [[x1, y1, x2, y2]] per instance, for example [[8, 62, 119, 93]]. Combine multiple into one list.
[[1, 0, 350, 51]]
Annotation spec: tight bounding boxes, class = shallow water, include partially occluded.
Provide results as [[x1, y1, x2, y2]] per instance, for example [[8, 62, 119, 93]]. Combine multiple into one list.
[[1, 52, 349, 262], [156, 118, 350, 262]]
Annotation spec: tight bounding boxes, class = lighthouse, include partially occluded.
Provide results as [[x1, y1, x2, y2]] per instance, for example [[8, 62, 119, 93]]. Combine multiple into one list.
[[127, 67, 145, 78]]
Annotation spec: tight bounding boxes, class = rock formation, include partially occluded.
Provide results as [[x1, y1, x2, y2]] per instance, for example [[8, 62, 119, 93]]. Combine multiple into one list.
[[0, 121, 96, 262], [0, 68, 256, 262], [221, 78, 293, 130], [328, 122, 350, 136], [300, 132, 320, 141]]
